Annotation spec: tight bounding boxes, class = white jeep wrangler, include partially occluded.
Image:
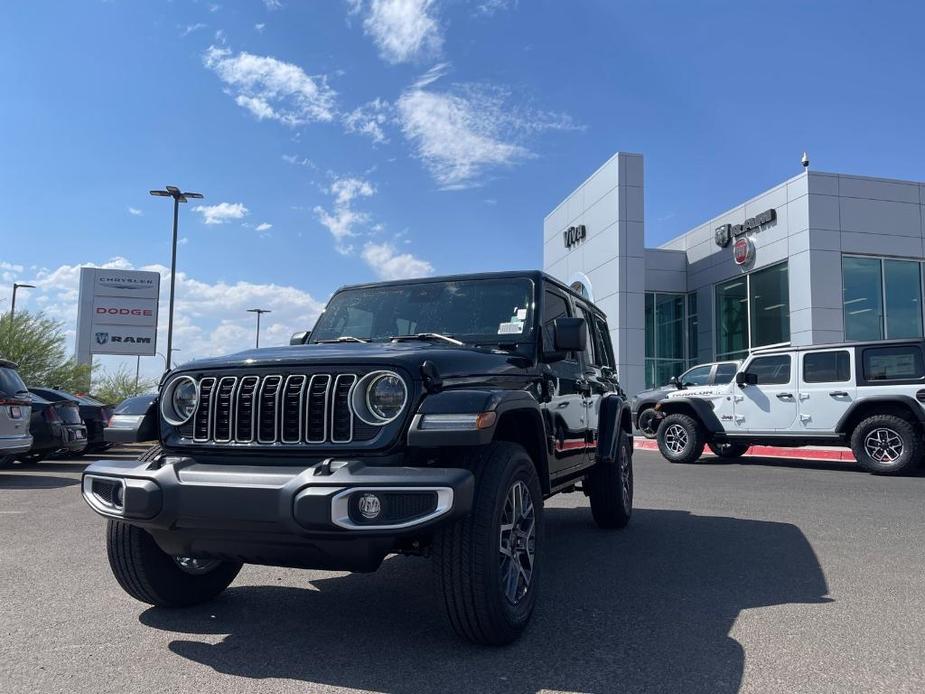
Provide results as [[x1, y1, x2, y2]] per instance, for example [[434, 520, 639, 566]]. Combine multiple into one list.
[[653, 340, 925, 475]]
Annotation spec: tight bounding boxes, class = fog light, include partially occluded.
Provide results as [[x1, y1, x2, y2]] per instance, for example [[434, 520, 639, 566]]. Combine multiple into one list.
[[357, 493, 382, 520], [112, 483, 124, 509]]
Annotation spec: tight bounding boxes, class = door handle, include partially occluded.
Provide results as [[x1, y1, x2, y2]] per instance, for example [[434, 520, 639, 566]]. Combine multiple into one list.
[[776, 393, 794, 400], [556, 401, 570, 409], [829, 391, 849, 398]]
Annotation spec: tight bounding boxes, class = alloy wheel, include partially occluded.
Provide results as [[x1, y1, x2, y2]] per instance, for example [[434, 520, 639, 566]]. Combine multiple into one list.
[[498, 480, 536, 606], [864, 428, 904, 464], [174, 556, 222, 575], [664, 424, 689, 454]]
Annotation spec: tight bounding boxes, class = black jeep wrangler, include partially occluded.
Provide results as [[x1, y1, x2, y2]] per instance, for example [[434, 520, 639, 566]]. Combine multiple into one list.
[[81, 271, 634, 645]]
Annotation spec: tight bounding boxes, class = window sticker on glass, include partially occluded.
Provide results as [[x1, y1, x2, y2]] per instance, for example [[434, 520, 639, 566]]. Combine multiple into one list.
[[498, 322, 524, 335], [516, 308, 527, 320]]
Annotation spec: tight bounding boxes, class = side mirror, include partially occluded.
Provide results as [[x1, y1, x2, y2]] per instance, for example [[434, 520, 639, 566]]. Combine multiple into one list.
[[290, 330, 311, 346], [553, 317, 587, 353], [668, 376, 682, 389], [735, 371, 758, 387]]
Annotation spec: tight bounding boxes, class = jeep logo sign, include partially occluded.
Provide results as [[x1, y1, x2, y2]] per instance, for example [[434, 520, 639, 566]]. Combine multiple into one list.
[[563, 224, 587, 249], [714, 208, 776, 247]]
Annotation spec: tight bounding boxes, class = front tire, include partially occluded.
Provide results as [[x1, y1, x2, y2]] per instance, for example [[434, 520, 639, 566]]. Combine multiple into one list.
[[707, 442, 749, 459], [656, 413, 705, 464], [850, 415, 921, 476], [586, 430, 633, 529], [636, 407, 658, 439], [106, 520, 242, 607], [433, 442, 543, 646]]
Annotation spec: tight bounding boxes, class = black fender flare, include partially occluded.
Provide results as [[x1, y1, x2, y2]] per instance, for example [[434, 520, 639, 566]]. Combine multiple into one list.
[[596, 393, 632, 464], [654, 396, 723, 435], [835, 395, 925, 434]]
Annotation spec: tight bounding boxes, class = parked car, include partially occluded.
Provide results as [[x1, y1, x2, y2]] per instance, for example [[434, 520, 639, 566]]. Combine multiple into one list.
[[0, 360, 33, 468], [21, 393, 88, 463], [28, 388, 113, 455], [653, 339, 925, 475], [104, 394, 157, 443], [631, 360, 740, 437], [81, 270, 634, 645]]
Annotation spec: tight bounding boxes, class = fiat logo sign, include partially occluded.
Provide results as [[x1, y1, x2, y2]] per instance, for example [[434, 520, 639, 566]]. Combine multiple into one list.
[[733, 236, 754, 265]]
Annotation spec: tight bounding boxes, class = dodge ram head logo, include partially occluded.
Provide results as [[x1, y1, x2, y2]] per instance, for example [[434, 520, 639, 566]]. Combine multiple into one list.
[[563, 224, 587, 249], [715, 224, 732, 248], [95, 332, 110, 345]]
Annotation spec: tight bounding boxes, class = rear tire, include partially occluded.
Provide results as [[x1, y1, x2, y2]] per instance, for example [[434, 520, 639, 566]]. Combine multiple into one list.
[[0, 455, 16, 469], [106, 520, 242, 607], [17, 451, 49, 465], [707, 442, 749, 459], [636, 407, 658, 439], [433, 442, 543, 646], [586, 430, 633, 529], [850, 414, 921, 476], [656, 413, 705, 464]]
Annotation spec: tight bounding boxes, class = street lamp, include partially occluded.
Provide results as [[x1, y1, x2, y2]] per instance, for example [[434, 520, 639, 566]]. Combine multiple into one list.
[[10, 283, 35, 324], [156, 349, 181, 370], [150, 185, 203, 373], [247, 308, 272, 348]]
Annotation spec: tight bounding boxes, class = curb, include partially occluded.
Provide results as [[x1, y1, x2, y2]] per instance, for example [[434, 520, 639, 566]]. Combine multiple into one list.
[[633, 437, 857, 462]]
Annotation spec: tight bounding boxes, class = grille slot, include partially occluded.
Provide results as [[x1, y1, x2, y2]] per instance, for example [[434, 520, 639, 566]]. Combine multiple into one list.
[[234, 376, 259, 442], [306, 374, 331, 443], [331, 374, 356, 443], [213, 377, 237, 442], [193, 378, 216, 442], [257, 376, 282, 443], [281, 375, 306, 443]]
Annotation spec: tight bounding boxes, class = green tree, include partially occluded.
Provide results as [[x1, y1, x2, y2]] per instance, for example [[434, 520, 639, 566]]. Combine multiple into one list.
[[0, 310, 92, 391], [91, 365, 158, 405]]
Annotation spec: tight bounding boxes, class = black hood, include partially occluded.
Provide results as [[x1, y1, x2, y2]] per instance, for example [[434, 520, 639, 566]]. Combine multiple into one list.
[[172, 341, 534, 381]]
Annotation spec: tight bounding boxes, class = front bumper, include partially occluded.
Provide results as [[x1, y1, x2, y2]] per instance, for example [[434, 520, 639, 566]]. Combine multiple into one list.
[[81, 454, 474, 572]]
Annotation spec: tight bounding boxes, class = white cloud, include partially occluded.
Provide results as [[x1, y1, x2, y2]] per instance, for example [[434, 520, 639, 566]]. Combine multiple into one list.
[[203, 46, 336, 126], [397, 78, 580, 189], [474, 0, 516, 17], [313, 176, 375, 253], [180, 22, 207, 37], [282, 153, 315, 168], [361, 242, 433, 280], [255, 22, 266, 32], [255, 222, 272, 232], [128, 207, 143, 216], [351, 0, 443, 64], [193, 202, 249, 225], [264, 0, 283, 9], [343, 98, 391, 143], [17, 257, 324, 379]]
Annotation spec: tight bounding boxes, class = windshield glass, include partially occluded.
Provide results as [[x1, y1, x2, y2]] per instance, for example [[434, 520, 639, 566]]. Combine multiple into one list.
[[0, 367, 28, 397], [311, 278, 536, 345]]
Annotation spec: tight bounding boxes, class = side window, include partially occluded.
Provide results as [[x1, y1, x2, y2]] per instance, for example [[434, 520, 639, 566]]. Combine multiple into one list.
[[862, 345, 925, 381], [680, 365, 711, 387], [713, 363, 738, 384], [576, 305, 598, 366], [803, 350, 851, 383], [542, 290, 571, 355], [593, 316, 615, 369], [745, 355, 792, 385]]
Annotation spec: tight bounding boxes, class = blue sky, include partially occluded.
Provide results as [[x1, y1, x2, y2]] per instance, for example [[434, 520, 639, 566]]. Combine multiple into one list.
[[2, 0, 925, 378]]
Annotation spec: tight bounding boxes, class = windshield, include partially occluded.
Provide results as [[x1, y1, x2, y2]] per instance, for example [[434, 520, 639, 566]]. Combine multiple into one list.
[[0, 367, 28, 397], [114, 395, 156, 415], [310, 278, 536, 345]]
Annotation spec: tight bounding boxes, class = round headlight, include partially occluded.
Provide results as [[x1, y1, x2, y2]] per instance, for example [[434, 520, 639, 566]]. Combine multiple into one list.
[[161, 376, 199, 426], [351, 371, 407, 426]]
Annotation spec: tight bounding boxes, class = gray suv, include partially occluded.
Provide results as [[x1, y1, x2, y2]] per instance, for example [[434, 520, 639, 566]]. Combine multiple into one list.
[[0, 360, 33, 467]]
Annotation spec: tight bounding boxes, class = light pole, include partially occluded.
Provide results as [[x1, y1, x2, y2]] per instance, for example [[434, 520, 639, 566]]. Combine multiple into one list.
[[156, 349, 181, 370], [149, 185, 203, 373], [10, 283, 35, 324], [247, 308, 271, 348]]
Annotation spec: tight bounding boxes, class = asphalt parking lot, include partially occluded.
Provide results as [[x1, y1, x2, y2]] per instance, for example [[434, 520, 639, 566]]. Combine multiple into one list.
[[2, 447, 924, 694]]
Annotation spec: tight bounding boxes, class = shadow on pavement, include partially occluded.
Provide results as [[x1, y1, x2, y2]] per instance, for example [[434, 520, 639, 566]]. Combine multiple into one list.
[[0, 473, 80, 489], [139, 507, 830, 693], [700, 455, 862, 473]]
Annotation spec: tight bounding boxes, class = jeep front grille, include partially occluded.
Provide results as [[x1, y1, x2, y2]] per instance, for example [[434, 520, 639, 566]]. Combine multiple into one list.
[[188, 372, 362, 445]]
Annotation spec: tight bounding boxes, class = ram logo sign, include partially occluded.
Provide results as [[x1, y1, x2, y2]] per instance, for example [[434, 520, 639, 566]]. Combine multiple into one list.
[[563, 224, 587, 249]]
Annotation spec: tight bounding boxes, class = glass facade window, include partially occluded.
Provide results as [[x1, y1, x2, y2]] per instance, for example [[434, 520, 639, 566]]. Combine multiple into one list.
[[687, 292, 698, 368], [843, 256, 923, 341], [644, 292, 687, 388], [715, 262, 790, 361]]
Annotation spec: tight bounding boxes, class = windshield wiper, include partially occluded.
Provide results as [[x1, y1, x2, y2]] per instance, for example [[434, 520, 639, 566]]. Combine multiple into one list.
[[390, 332, 464, 346], [316, 336, 369, 344]]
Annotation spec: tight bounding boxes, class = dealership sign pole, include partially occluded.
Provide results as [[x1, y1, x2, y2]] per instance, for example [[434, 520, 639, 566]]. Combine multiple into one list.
[[149, 185, 203, 372]]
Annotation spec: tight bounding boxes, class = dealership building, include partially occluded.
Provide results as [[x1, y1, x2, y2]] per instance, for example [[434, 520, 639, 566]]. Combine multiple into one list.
[[543, 152, 925, 396]]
